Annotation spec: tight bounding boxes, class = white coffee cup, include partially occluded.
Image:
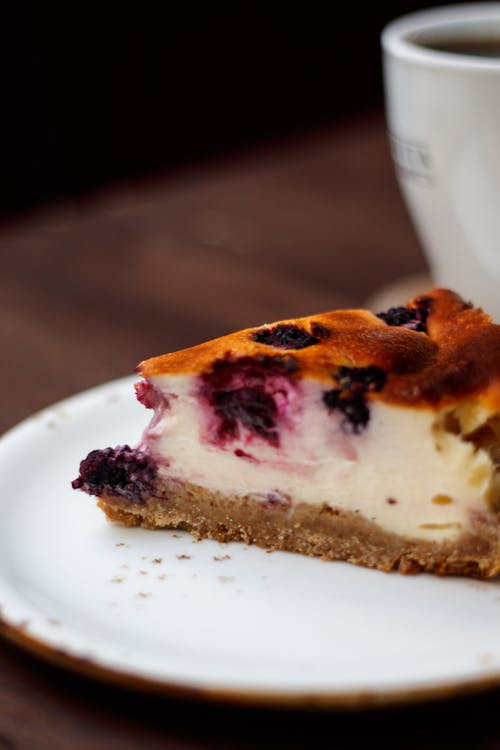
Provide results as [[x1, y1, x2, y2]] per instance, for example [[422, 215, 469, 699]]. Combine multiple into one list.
[[382, 3, 500, 320]]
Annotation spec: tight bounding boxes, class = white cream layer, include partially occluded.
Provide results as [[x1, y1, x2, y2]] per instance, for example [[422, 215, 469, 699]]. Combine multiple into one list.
[[141, 374, 496, 541]]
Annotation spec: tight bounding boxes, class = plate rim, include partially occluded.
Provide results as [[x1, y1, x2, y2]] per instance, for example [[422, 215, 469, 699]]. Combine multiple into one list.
[[3, 615, 500, 709], [2, 377, 500, 709]]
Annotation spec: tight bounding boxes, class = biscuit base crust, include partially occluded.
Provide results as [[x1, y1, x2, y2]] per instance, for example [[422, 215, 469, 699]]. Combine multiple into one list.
[[97, 479, 500, 578]]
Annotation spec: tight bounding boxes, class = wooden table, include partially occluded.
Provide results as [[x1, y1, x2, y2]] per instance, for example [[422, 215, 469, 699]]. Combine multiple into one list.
[[1, 111, 497, 749]]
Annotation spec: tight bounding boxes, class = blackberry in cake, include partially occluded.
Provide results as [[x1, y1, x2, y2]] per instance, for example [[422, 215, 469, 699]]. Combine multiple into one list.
[[73, 289, 500, 577]]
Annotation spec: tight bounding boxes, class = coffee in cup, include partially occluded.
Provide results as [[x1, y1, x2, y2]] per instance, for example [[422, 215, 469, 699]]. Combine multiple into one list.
[[382, 4, 500, 320]]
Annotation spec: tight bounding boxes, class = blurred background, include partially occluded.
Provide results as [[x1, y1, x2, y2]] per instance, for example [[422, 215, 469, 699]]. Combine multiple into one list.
[[4, 1, 462, 219], [1, 0, 462, 427]]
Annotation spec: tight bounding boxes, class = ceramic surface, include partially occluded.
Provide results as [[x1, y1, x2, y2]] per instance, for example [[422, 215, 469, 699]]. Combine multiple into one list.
[[1, 378, 500, 705]]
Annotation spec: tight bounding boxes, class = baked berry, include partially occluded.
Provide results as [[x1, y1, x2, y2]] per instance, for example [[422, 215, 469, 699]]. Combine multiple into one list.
[[201, 355, 297, 447], [335, 365, 386, 394], [323, 365, 387, 433], [213, 387, 279, 446], [205, 355, 297, 390], [72, 445, 157, 503], [323, 389, 370, 433], [376, 299, 431, 333], [253, 323, 324, 349], [135, 380, 168, 410]]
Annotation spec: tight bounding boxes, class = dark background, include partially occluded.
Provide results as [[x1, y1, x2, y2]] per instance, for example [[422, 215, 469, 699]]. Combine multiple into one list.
[[3, 1, 463, 220]]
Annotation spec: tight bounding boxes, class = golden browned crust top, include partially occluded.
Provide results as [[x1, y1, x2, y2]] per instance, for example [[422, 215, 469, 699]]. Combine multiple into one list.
[[137, 289, 500, 410]]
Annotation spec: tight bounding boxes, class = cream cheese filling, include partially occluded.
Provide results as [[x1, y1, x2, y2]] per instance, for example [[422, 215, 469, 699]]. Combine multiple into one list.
[[141, 374, 498, 541]]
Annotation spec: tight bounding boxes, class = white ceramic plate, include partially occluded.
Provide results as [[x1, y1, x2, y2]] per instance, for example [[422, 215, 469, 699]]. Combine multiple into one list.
[[1, 377, 500, 708]]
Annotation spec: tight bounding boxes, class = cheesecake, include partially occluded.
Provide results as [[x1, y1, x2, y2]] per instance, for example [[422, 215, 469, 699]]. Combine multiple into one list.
[[72, 289, 500, 577]]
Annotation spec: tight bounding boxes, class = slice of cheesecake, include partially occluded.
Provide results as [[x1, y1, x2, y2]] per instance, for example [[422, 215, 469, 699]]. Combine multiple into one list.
[[73, 289, 500, 577]]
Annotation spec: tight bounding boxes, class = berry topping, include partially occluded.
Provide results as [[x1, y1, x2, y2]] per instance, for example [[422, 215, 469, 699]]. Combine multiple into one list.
[[323, 390, 370, 433], [323, 365, 387, 433], [335, 365, 387, 393], [72, 445, 157, 503], [135, 380, 168, 410], [205, 355, 298, 388], [213, 387, 279, 446], [201, 355, 297, 447], [253, 323, 327, 349], [376, 299, 431, 333]]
